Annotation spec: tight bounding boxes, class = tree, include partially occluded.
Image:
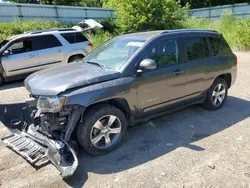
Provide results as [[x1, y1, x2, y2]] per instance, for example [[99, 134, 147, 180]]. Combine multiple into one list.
[[106, 0, 189, 32]]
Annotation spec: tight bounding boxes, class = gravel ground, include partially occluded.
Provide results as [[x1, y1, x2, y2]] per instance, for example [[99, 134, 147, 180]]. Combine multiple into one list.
[[1, 52, 250, 188]]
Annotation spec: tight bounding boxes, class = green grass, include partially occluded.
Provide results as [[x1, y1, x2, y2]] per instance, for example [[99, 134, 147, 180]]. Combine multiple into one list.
[[0, 20, 67, 41], [85, 30, 115, 48], [2, 15, 250, 51], [0, 20, 114, 48], [182, 13, 250, 51]]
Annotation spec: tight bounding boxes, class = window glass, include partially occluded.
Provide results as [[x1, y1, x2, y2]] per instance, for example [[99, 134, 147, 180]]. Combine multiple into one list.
[[7, 39, 32, 54], [8, 41, 24, 51], [201, 37, 209, 57], [61, 32, 88, 44], [32, 35, 62, 50], [143, 39, 178, 68], [84, 38, 145, 70], [209, 37, 221, 56], [221, 37, 232, 55], [184, 37, 205, 60]]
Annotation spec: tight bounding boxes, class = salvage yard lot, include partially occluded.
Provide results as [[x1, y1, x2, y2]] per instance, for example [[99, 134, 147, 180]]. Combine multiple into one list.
[[0, 52, 250, 188]]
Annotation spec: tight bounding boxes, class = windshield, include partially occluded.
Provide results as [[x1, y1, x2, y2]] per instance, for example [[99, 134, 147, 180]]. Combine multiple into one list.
[[84, 37, 146, 70], [0, 40, 9, 50]]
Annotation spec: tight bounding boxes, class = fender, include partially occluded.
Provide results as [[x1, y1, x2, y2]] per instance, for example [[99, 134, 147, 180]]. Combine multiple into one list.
[[61, 77, 138, 118]]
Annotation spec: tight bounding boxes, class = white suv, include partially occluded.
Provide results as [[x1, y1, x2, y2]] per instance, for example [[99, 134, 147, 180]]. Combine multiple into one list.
[[0, 19, 102, 85]]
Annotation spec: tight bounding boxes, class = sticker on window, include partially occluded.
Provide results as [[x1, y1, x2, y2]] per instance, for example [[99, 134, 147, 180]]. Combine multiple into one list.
[[126, 42, 144, 47]]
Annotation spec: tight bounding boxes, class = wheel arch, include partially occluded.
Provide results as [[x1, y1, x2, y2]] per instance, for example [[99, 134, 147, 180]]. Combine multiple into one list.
[[84, 98, 131, 121], [67, 54, 85, 63], [216, 73, 232, 88]]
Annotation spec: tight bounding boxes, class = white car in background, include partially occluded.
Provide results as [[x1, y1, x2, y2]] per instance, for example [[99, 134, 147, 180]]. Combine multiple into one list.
[[0, 19, 103, 85]]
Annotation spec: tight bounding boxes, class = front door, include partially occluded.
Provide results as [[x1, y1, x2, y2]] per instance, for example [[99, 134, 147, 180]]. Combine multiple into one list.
[[135, 37, 186, 118], [1, 38, 39, 77]]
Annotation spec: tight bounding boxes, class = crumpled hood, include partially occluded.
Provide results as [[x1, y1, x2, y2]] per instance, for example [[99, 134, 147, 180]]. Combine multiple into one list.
[[24, 62, 121, 96]]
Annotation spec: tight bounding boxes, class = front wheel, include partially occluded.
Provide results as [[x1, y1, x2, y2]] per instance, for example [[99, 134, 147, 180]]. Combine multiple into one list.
[[77, 104, 127, 155], [203, 78, 228, 110]]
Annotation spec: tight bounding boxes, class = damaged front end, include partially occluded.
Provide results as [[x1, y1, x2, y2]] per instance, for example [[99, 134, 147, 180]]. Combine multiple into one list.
[[1, 96, 84, 177]]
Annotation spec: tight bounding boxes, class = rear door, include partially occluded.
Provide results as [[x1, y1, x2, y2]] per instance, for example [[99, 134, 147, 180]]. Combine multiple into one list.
[[33, 35, 64, 70], [60, 32, 92, 55], [1, 38, 39, 77], [180, 36, 211, 101]]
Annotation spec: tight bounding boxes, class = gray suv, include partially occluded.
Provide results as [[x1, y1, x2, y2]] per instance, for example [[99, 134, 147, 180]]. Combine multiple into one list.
[[2, 29, 237, 177], [0, 19, 103, 85]]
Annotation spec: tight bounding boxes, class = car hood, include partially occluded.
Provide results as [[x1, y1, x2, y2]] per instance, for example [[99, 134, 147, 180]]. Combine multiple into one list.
[[24, 62, 121, 96]]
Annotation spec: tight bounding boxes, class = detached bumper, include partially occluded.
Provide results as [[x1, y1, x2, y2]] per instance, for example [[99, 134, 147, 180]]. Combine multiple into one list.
[[1, 102, 80, 178], [2, 126, 78, 177]]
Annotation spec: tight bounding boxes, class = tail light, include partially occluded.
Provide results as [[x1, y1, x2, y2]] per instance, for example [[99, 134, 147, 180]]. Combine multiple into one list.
[[88, 42, 93, 48]]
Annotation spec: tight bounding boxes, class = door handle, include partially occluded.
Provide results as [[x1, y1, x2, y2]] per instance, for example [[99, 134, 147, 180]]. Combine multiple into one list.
[[58, 49, 62, 53], [29, 54, 35, 58], [173, 70, 184, 75]]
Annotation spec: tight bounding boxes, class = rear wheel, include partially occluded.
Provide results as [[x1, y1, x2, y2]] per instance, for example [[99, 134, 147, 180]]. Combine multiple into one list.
[[203, 78, 228, 110], [77, 104, 127, 155]]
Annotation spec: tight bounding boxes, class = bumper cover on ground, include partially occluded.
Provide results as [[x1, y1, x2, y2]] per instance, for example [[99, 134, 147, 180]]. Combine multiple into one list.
[[0, 102, 79, 178]]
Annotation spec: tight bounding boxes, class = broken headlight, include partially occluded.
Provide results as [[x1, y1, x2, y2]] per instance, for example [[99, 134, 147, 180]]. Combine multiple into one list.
[[37, 96, 66, 113]]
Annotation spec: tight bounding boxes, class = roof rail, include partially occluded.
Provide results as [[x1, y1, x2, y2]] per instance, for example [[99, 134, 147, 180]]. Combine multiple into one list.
[[121, 29, 155, 35], [24, 28, 76, 35], [161, 29, 218, 34]]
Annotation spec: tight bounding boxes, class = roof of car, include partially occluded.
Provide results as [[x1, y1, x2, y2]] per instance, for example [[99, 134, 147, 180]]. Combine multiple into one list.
[[6, 28, 81, 41], [120, 29, 219, 40]]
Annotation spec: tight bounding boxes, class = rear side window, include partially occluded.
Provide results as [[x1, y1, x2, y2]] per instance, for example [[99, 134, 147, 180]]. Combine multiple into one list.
[[209, 37, 221, 56], [61, 32, 88, 44], [183, 37, 207, 60], [221, 37, 232, 55], [32, 35, 62, 50]]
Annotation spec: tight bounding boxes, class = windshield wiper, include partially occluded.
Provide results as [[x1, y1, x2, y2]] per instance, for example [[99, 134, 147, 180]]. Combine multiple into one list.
[[86, 61, 105, 68]]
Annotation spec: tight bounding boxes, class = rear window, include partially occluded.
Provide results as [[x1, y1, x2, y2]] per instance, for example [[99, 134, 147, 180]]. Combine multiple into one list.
[[61, 32, 88, 44], [209, 37, 221, 56]]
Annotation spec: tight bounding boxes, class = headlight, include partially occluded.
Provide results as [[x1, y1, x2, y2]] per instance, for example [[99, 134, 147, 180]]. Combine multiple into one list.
[[37, 96, 66, 113]]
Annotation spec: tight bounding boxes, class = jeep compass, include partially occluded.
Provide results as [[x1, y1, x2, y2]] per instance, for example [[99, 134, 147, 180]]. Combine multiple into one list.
[[2, 29, 237, 177]]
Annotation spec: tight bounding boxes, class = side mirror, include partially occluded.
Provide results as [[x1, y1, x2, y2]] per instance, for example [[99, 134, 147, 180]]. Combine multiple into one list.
[[137, 59, 157, 73], [2, 50, 10, 56]]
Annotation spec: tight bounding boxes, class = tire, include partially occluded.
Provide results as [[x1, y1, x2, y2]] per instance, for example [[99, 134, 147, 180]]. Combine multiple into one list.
[[0, 75, 4, 86], [68, 55, 84, 63], [203, 78, 228, 111], [77, 104, 128, 155]]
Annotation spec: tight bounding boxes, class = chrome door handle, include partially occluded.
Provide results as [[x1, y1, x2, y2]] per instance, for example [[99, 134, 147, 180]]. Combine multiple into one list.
[[173, 70, 184, 75], [29, 54, 35, 58]]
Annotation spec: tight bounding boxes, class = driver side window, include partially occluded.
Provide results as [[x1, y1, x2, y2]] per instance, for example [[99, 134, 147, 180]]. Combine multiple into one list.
[[7, 39, 33, 55], [142, 39, 179, 69]]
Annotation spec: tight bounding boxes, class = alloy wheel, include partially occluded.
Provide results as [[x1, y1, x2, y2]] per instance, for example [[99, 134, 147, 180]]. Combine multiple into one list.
[[212, 83, 226, 106], [90, 115, 122, 149]]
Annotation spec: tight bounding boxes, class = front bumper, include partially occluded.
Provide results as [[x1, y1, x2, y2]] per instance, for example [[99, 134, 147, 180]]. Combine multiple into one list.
[[1, 101, 82, 178]]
